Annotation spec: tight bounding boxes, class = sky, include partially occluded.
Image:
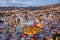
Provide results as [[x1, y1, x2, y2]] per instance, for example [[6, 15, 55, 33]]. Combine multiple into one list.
[[0, 0, 60, 7]]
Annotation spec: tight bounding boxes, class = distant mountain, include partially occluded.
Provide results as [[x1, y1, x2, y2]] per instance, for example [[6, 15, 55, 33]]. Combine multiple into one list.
[[0, 6, 21, 10], [0, 3, 60, 11], [21, 6, 43, 11], [23, 3, 60, 11]]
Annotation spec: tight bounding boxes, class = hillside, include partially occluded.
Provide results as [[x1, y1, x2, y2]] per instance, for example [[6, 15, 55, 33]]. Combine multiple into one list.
[[0, 3, 60, 11]]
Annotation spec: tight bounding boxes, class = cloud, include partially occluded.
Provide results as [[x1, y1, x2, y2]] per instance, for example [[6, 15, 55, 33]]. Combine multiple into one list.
[[22, 0, 59, 6], [0, 0, 24, 6], [0, 0, 59, 7]]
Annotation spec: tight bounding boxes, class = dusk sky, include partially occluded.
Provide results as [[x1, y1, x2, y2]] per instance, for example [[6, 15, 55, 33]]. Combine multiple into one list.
[[0, 0, 60, 7]]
